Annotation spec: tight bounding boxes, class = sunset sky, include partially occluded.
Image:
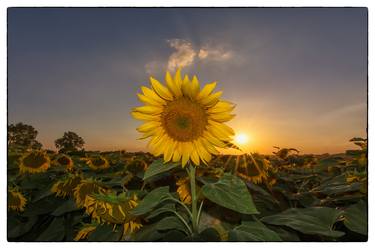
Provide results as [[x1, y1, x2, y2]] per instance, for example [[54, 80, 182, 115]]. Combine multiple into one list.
[[8, 8, 367, 154]]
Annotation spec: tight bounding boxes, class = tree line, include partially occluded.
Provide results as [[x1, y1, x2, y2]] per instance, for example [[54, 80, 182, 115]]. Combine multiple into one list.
[[8, 122, 85, 153]]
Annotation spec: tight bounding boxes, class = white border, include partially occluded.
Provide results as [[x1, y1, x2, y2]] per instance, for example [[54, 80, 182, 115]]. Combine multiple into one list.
[[0, 1, 373, 248]]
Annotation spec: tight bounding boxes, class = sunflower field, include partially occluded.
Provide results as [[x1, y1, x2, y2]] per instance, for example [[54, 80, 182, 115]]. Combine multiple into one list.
[[7, 136, 367, 242]]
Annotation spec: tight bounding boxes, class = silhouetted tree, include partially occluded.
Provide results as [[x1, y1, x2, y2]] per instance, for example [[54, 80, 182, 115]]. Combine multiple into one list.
[[8, 122, 43, 151], [55, 131, 85, 153]]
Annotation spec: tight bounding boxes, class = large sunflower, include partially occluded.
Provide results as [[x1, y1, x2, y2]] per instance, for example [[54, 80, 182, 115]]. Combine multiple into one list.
[[19, 150, 50, 174], [132, 69, 235, 167]]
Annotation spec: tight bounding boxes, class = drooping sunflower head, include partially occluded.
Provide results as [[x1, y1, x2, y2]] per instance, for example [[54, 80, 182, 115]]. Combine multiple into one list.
[[236, 153, 270, 184], [74, 223, 97, 241], [55, 154, 74, 172], [51, 174, 82, 198], [19, 150, 50, 174], [132, 69, 236, 167], [73, 178, 108, 208], [86, 156, 110, 171], [176, 177, 192, 204], [8, 188, 27, 212], [84, 193, 142, 235]]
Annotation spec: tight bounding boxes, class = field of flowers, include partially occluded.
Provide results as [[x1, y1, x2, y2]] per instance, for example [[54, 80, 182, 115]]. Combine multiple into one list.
[[7, 137, 367, 242]]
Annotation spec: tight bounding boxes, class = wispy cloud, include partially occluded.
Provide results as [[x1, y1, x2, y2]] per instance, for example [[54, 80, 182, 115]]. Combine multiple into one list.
[[198, 45, 234, 61], [145, 39, 235, 74], [167, 39, 196, 71]]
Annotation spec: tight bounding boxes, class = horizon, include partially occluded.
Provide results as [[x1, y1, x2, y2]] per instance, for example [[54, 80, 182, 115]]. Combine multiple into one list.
[[8, 8, 367, 154]]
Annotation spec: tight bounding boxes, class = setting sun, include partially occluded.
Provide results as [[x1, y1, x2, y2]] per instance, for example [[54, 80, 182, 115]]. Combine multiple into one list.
[[234, 133, 249, 145]]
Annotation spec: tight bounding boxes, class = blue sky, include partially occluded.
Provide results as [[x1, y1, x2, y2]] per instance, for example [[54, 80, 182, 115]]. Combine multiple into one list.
[[8, 8, 367, 153]]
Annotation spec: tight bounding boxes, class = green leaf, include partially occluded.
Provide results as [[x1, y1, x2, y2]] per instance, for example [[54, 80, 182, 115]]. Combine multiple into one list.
[[22, 196, 66, 216], [145, 203, 176, 219], [51, 199, 81, 216], [228, 221, 282, 241], [143, 159, 179, 181], [343, 200, 367, 235], [261, 207, 345, 238], [202, 173, 258, 214], [87, 224, 122, 241], [130, 186, 171, 216], [156, 216, 189, 235], [36, 217, 65, 241], [8, 216, 38, 238]]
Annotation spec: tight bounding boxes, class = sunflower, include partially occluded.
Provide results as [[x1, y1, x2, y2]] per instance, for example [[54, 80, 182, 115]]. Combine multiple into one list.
[[19, 150, 50, 174], [74, 223, 97, 241], [236, 153, 270, 184], [86, 156, 110, 171], [73, 179, 107, 208], [8, 188, 27, 212], [51, 174, 82, 198], [55, 154, 74, 172], [84, 193, 142, 235], [176, 177, 192, 204], [132, 69, 235, 167]]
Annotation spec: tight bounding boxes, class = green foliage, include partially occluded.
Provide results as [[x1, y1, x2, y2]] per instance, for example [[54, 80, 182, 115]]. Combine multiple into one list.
[[261, 207, 345, 238], [143, 159, 179, 181], [7, 136, 368, 241], [202, 173, 258, 214]]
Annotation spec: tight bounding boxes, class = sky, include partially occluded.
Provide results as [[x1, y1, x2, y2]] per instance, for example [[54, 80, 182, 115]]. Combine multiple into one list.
[[8, 8, 367, 154]]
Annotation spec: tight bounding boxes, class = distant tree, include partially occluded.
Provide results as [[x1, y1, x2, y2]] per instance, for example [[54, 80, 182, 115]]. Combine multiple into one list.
[[55, 131, 85, 153], [8, 122, 43, 151]]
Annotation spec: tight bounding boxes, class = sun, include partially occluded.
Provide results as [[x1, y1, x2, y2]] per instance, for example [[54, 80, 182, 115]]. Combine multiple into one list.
[[234, 133, 249, 145]]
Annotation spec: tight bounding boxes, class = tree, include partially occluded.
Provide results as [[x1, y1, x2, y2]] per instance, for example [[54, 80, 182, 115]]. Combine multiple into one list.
[[55, 131, 85, 153], [8, 122, 43, 151]]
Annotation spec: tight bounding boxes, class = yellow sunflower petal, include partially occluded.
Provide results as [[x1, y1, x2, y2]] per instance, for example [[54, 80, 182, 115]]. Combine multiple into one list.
[[150, 77, 173, 101], [193, 139, 211, 164], [172, 142, 182, 162], [137, 93, 162, 106], [131, 111, 160, 121], [163, 138, 175, 162], [199, 137, 219, 155], [166, 71, 182, 97], [189, 76, 200, 99], [133, 105, 163, 115], [208, 100, 235, 114], [209, 112, 236, 122], [190, 148, 200, 166], [181, 142, 193, 167], [181, 74, 191, 96], [136, 121, 161, 133], [141, 86, 166, 105], [201, 91, 222, 107], [202, 130, 227, 148], [197, 81, 216, 100]]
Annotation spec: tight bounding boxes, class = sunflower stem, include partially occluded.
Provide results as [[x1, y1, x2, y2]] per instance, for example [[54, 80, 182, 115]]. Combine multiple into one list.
[[188, 164, 199, 237]]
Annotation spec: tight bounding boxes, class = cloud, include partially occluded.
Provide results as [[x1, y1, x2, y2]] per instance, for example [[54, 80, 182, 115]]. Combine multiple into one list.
[[198, 45, 234, 61], [145, 39, 235, 74], [166, 39, 196, 71]]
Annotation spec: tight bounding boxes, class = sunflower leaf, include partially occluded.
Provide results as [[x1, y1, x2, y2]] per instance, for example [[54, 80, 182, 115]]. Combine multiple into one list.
[[228, 221, 282, 241], [202, 173, 258, 214], [261, 207, 345, 238], [343, 200, 367, 235], [143, 159, 180, 181], [130, 186, 172, 216]]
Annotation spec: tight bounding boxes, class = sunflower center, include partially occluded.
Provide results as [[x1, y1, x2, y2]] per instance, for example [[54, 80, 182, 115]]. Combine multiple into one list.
[[161, 97, 208, 142], [23, 152, 47, 168], [58, 156, 71, 165], [92, 157, 106, 166]]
